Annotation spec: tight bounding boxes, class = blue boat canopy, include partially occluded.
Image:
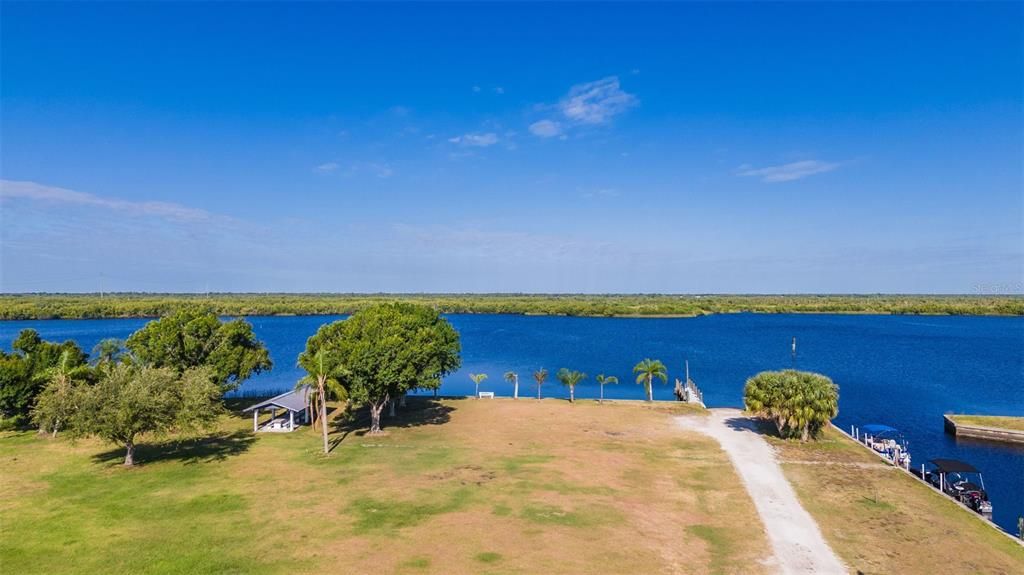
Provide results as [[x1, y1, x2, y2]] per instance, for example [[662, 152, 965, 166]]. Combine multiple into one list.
[[861, 423, 900, 435]]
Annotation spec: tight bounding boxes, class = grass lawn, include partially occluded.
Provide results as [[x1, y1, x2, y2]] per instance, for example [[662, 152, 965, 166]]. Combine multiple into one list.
[[948, 414, 1024, 433], [5, 399, 1022, 574], [770, 427, 1024, 575], [0, 398, 771, 575]]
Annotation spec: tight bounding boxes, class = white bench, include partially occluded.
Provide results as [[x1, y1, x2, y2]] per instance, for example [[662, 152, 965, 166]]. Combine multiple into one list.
[[478, 391, 495, 399]]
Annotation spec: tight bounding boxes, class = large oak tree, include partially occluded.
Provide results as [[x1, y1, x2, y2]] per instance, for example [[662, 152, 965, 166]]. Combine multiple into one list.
[[126, 308, 272, 392], [72, 364, 223, 465], [302, 303, 460, 434]]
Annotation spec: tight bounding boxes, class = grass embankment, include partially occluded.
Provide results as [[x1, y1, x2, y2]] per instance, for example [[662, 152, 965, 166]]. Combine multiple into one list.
[[0, 398, 770, 575], [2, 293, 1022, 320], [770, 427, 1024, 575], [947, 414, 1024, 433]]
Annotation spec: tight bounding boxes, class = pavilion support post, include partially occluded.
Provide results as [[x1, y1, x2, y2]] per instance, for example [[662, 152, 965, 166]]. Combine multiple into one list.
[[289, 411, 294, 432], [253, 409, 258, 432]]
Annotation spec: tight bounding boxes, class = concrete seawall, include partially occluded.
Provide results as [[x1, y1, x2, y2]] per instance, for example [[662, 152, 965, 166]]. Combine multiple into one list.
[[944, 415, 1024, 444]]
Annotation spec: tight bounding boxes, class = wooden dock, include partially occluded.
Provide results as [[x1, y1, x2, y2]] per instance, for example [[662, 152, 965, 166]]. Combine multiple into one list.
[[944, 414, 1024, 444]]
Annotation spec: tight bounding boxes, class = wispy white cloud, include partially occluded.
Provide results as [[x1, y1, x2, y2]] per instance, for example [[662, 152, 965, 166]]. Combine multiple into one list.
[[316, 160, 392, 178], [735, 160, 841, 183], [448, 132, 499, 147], [529, 120, 563, 138], [471, 85, 503, 95], [529, 76, 637, 139], [559, 76, 637, 125], [0, 180, 212, 222]]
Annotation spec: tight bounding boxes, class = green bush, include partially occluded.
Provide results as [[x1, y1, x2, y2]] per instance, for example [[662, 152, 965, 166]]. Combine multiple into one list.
[[743, 370, 839, 441]]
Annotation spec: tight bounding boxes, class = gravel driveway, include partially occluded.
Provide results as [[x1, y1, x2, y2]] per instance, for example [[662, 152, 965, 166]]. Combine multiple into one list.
[[677, 409, 847, 574]]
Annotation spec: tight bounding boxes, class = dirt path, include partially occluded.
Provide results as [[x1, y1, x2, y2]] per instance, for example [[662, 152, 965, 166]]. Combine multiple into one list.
[[676, 409, 847, 574]]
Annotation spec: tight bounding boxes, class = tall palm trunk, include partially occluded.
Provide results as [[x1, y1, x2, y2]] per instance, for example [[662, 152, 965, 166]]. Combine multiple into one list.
[[600, 383, 604, 404], [569, 385, 575, 403], [309, 389, 319, 431], [318, 375, 329, 454], [646, 375, 653, 402], [513, 376, 519, 400]]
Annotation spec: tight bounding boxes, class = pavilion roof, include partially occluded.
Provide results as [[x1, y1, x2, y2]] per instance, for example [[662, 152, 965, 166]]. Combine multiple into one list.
[[242, 385, 311, 413]]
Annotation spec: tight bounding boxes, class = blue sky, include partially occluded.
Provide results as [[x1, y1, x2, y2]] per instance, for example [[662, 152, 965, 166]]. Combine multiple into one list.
[[1, 1, 1021, 294]]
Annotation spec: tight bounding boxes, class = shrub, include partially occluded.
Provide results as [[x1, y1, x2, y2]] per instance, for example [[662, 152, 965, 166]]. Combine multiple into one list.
[[743, 370, 838, 441]]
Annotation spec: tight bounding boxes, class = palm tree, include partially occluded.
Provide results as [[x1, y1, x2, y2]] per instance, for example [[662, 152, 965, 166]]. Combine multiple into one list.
[[744, 370, 838, 441], [469, 373, 488, 398], [556, 368, 586, 403], [33, 350, 90, 436], [633, 359, 668, 402], [595, 374, 618, 403], [533, 368, 548, 399], [297, 348, 345, 455], [90, 338, 126, 368], [504, 371, 519, 399]]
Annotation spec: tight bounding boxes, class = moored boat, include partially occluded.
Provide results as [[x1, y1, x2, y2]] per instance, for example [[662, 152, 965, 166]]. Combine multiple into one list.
[[858, 423, 912, 469], [914, 458, 994, 520]]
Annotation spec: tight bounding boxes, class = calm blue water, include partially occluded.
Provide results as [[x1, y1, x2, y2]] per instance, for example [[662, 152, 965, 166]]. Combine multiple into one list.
[[2, 313, 1022, 532]]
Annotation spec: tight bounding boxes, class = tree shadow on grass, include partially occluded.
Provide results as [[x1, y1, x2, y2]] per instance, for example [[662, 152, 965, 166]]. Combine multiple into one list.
[[92, 430, 256, 467], [723, 415, 778, 437], [223, 397, 259, 414], [328, 396, 459, 451]]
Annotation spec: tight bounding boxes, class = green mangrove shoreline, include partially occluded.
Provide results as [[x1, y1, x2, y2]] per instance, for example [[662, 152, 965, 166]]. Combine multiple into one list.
[[1, 293, 1022, 320]]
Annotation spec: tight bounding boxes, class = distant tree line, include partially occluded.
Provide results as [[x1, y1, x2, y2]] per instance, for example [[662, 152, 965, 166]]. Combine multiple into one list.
[[1, 293, 1021, 320]]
